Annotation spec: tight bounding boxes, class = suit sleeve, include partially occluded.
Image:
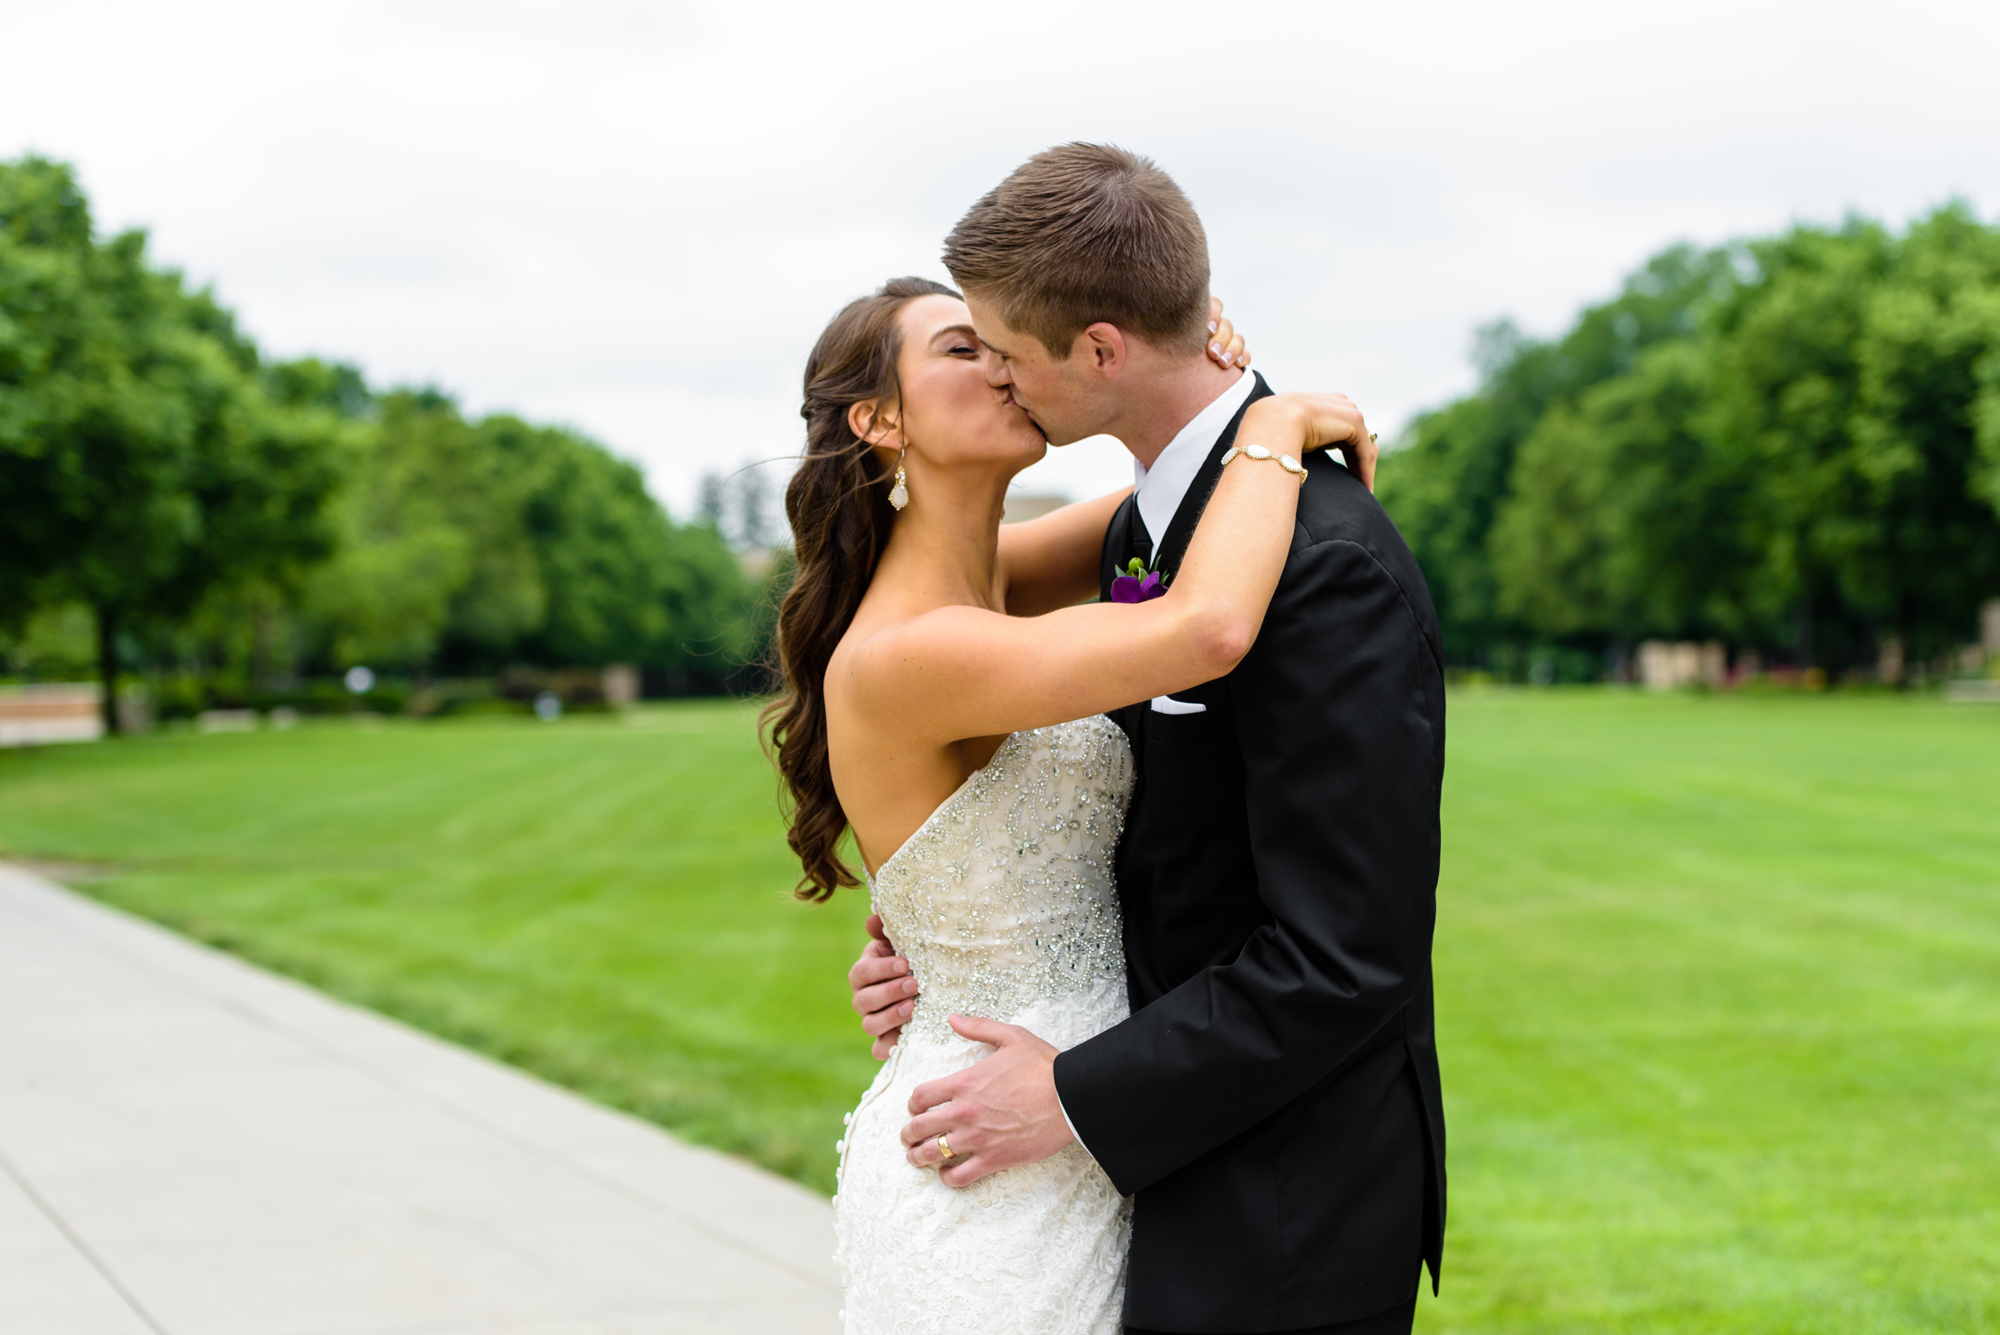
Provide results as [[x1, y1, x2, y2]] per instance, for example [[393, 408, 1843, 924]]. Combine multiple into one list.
[[1053, 532, 1444, 1195]]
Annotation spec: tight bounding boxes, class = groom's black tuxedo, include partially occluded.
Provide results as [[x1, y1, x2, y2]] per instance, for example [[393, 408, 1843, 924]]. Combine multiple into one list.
[[1054, 376, 1447, 1334]]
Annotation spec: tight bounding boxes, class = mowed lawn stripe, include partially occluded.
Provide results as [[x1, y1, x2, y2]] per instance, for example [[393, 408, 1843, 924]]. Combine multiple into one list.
[[0, 702, 879, 1187], [1430, 692, 1998, 1333]]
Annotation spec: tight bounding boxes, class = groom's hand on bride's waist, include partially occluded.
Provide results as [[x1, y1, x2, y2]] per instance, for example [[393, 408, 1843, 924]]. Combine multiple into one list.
[[850, 913, 918, 1060], [901, 1015, 1074, 1188]]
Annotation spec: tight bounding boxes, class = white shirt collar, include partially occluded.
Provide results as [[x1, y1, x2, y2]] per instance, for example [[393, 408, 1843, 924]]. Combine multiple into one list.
[[1132, 370, 1260, 549]]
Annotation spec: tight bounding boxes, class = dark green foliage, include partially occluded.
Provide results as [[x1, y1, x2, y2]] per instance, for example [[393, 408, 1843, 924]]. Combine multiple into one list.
[[298, 392, 758, 684], [0, 156, 346, 723], [1379, 247, 1737, 661], [1379, 212, 2000, 673], [1495, 342, 1760, 642], [489, 413, 754, 678], [1, 155, 762, 698], [265, 357, 375, 420], [1710, 207, 2000, 665]]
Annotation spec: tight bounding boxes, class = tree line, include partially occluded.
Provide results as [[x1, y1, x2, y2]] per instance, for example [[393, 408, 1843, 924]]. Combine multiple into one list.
[[1375, 204, 2000, 681], [0, 156, 767, 730], [12, 152, 1996, 717]]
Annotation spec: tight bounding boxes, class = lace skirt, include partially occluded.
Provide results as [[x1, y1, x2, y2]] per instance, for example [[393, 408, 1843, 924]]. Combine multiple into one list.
[[832, 989, 1132, 1335]]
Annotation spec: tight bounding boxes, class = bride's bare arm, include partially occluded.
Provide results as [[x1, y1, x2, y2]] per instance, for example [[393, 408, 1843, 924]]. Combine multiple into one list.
[[997, 488, 1130, 616], [842, 393, 1371, 745]]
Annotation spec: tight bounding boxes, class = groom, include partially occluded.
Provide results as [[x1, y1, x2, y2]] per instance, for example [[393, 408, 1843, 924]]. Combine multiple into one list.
[[849, 143, 1446, 1335]]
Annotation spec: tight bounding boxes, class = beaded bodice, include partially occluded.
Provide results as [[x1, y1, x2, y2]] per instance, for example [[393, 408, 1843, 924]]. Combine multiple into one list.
[[839, 714, 1136, 1334], [867, 715, 1134, 1045]]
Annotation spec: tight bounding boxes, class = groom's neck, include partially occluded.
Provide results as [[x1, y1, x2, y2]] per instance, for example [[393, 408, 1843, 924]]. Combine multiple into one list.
[[1106, 353, 1245, 471]]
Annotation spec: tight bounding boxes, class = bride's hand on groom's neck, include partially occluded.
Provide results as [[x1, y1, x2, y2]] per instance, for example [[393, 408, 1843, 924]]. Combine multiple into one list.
[[1243, 393, 1378, 492], [1206, 296, 1250, 371]]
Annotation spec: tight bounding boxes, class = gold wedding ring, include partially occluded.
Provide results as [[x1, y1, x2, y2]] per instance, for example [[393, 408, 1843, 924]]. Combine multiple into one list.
[[937, 1134, 955, 1161]]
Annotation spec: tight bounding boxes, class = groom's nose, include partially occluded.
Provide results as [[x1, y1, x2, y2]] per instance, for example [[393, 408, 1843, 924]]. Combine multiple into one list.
[[981, 350, 1011, 388]]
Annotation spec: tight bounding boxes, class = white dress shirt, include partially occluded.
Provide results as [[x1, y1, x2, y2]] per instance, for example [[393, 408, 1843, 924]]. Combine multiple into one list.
[[1131, 368, 1261, 550]]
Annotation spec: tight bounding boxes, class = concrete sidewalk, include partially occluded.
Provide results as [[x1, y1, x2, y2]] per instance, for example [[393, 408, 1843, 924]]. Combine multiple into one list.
[[0, 863, 841, 1335]]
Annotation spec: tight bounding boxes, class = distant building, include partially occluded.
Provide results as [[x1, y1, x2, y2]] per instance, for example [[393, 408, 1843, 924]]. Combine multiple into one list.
[[0, 684, 104, 747], [602, 664, 641, 708], [1637, 641, 1727, 690], [1002, 493, 1069, 525]]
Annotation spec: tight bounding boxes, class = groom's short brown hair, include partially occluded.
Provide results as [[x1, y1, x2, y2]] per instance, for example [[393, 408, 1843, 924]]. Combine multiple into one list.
[[943, 143, 1211, 358]]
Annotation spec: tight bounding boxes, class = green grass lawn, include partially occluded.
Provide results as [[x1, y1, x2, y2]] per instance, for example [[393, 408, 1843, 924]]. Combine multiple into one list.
[[0, 703, 877, 1189], [0, 692, 1995, 1333]]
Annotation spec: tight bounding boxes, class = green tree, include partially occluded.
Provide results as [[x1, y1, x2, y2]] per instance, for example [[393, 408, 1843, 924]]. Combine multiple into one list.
[[1493, 341, 1760, 643], [302, 392, 756, 685], [0, 156, 343, 729], [1707, 207, 2000, 670], [1386, 212, 2000, 675], [1378, 245, 1737, 661], [302, 390, 545, 670], [483, 414, 756, 681]]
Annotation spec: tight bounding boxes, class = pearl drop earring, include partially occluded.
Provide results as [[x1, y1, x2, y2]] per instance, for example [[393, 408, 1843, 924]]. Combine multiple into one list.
[[888, 448, 909, 511]]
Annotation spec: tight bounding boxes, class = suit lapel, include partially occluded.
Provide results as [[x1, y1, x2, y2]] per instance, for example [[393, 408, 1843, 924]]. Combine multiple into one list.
[[1153, 373, 1275, 582], [1101, 493, 1143, 599], [1100, 493, 1149, 751]]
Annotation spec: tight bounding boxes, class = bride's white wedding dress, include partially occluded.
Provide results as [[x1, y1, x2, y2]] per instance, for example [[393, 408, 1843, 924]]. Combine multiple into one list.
[[834, 715, 1135, 1335]]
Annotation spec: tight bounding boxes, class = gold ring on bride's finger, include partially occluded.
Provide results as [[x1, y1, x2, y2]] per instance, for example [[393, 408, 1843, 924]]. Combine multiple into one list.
[[936, 1134, 955, 1161]]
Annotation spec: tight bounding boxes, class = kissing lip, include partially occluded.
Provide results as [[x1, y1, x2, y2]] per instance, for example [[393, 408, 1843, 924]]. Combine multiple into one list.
[[1002, 389, 1044, 434]]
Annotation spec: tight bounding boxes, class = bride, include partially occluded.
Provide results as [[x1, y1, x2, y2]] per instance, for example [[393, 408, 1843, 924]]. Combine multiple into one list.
[[763, 277, 1372, 1334]]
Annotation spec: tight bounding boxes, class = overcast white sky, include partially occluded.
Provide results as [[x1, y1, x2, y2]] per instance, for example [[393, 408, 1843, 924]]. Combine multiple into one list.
[[4, 0, 1997, 516]]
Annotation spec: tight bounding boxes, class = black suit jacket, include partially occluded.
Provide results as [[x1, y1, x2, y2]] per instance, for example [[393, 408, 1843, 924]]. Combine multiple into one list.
[[1053, 375, 1447, 1333]]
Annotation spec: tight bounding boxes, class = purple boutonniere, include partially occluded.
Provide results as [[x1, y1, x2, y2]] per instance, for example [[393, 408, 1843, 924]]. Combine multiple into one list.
[[1110, 557, 1167, 604]]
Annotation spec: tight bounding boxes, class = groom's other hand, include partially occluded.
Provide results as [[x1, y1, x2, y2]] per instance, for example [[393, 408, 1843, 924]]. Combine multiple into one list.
[[901, 1015, 1074, 1188], [850, 914, 918, 1059]]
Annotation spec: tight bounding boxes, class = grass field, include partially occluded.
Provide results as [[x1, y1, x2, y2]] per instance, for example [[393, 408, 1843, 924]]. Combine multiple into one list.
[[0, 691, 1995, 1333]]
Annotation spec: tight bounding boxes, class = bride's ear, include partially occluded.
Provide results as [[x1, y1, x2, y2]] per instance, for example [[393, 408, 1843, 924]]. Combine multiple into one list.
[[849, 399, 903, 454]]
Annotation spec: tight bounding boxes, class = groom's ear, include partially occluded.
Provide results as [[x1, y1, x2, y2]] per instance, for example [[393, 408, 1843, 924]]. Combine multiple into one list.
[[1074, 322, 1129, 380]]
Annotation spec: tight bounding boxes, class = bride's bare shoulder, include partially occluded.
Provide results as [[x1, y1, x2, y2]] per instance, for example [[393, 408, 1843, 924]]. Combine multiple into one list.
[[831, 602, 993, 710]]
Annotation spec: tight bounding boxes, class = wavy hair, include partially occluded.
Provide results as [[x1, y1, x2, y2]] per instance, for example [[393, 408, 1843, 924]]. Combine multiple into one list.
[[762, 276, 959, 900]]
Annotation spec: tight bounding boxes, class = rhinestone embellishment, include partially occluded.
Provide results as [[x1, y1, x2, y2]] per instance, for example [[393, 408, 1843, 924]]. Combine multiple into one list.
[[867, 716, 1133, 1045]]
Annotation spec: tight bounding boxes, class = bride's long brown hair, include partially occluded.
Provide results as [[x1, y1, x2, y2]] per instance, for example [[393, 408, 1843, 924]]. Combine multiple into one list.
[[762, 276, 959, 901]]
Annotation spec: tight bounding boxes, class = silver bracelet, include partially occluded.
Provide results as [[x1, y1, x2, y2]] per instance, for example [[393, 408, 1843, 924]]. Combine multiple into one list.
[[1220, 443, 1307, 481]]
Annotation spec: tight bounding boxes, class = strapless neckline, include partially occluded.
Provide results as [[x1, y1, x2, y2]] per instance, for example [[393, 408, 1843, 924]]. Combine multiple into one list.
[[866, 730, 1027, 885]]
